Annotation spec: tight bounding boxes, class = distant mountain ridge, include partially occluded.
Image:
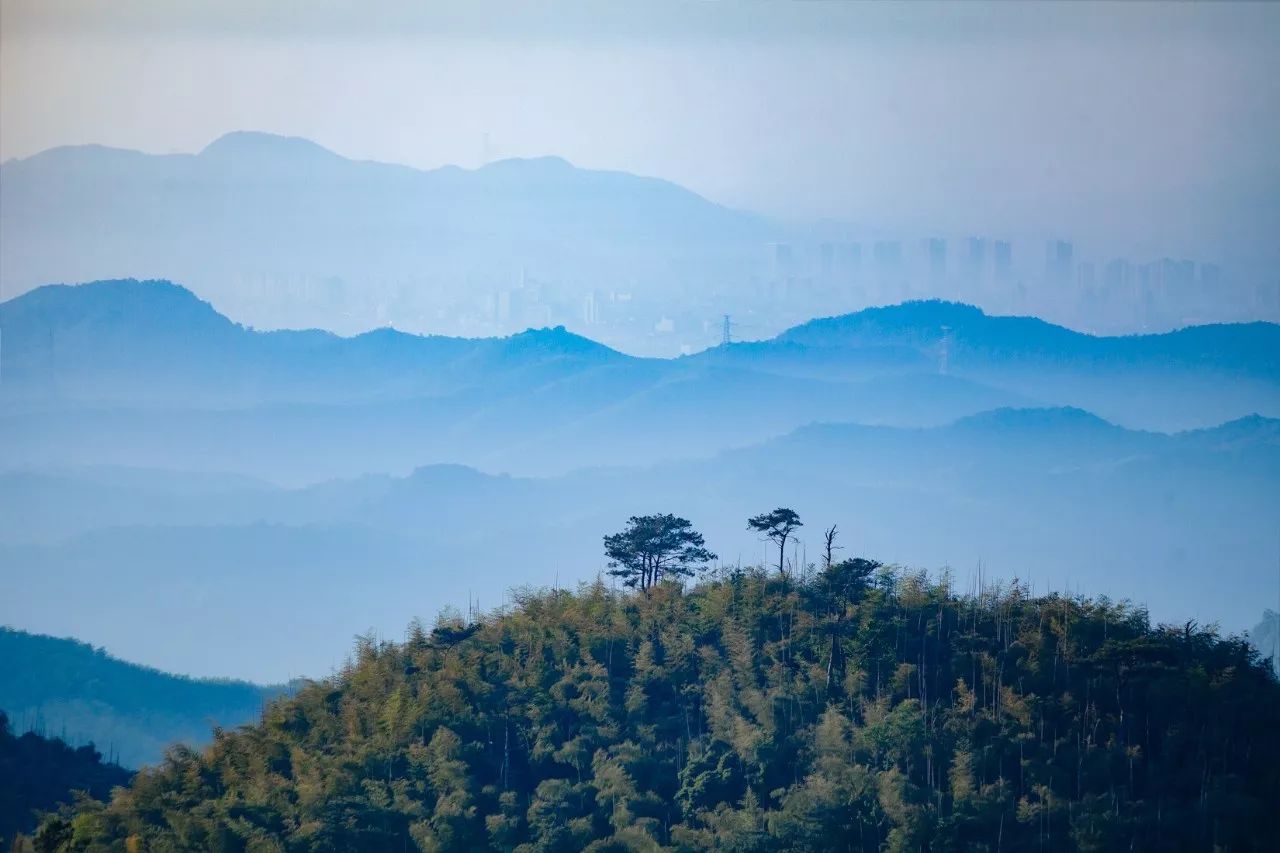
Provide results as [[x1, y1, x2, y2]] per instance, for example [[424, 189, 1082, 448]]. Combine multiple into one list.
[[0, 279, 629, 406], [5, 280, 1278, 396], [3, 408, 1276, 680], [0, 132, 771, 309], [2, 280, 1277, 481], [0, 626, 281, 768], [5, 132, 737, 215], [773, 300, 1280, 379]]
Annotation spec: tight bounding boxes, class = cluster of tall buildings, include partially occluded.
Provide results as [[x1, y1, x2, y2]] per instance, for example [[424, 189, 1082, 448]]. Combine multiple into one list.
[[761, 235, 1244, 332], [229, 239, 1268, 358], [774, 237, 1018, 289]]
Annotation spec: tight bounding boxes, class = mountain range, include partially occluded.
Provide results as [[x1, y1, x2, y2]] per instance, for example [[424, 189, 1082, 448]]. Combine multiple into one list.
[[1, 279, 1277, 680], [2, 280, 1276, 482], [0, 133, 771, 334], [2, 406, 1275, 682]]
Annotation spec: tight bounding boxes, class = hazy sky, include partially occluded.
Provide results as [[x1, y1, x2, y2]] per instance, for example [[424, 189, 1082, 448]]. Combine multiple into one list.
[[3, 1, 1278, 267]]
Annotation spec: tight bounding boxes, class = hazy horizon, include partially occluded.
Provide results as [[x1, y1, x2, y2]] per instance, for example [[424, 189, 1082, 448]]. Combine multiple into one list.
[[4, 1, 1278, 272], [3, 126, 1276, 356]]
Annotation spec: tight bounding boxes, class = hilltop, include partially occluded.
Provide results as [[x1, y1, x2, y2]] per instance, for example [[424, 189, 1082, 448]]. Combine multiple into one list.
[[0, 279, 627, 407], [22, 569, 1280, 851], [718, 299, 1280, 381]]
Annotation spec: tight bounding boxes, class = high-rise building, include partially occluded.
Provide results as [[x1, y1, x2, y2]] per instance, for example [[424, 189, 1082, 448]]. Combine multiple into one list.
[[819, 242, 835, 277], [1175, 259, 1196, 293], [966, 238, 986, 280], [993, 241, 1012, 280], [1076, 262, 1096, 291], [1144, 258, 1195, 299], [926, 238, 946, 280], [873, 240, 902, 270], [1103, 259, 1133, 296], [1045, 240, 1074, 285], [843, 242, 863, 276], [772, 243, 794, 276]]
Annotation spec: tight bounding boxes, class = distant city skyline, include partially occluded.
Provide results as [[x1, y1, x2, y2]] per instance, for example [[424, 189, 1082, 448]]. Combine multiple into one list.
[[2, 127, 1269, 359]]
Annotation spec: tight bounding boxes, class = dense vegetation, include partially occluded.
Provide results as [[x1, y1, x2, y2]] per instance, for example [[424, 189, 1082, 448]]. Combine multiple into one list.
[[0, 712, 131, 846], [26, 555, 1280, 851], [0, 628, 281, 768]]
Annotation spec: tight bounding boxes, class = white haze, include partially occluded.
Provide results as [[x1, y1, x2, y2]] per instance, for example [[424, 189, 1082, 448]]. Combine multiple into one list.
[[2, 1, 1278, 273]]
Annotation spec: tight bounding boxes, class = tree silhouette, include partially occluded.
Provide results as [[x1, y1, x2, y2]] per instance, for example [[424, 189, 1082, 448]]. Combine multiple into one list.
[[748, 507, 803, 577], [822, 524, 842, 569], [0, 712, 131, 844], [603, 514, 716, 591]]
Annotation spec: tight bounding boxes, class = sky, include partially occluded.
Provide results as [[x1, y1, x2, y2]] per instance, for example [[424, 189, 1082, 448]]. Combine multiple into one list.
[[2, 0, 1278, 269]]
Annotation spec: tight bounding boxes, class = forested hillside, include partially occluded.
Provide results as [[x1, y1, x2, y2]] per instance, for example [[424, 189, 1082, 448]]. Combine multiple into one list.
[[31, 563, 1280, 851], [0, 628, 282, 768]]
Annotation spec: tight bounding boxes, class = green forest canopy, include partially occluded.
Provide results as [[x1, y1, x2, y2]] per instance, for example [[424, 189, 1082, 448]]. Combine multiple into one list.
[[22, 554, 1280, 852]]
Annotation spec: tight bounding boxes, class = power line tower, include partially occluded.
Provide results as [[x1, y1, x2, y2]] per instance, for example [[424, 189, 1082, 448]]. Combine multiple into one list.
[[720, 314, 755, 347]]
